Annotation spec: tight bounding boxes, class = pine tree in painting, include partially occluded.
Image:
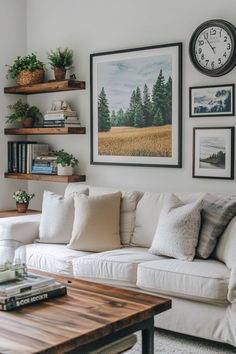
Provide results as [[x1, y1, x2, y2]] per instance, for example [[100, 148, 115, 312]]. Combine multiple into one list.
[[98, 87, 111, 132], [143, 84, 153, 126], [165, 76, 172, 124], [126, 90, 136, 126], [152, 69, 166, 125], [153, 107, 165, 126], [134, 86, 145, 127]]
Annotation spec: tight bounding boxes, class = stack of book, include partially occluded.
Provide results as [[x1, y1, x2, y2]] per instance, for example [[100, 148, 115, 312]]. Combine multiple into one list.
[[43, 110, 81, 127], [32, 152, 57, 175], [0, 272, 67, 311], [8, 142, 48, 174]]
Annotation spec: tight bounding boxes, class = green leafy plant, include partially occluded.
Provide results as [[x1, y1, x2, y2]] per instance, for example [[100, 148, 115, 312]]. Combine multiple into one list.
[[13, 189, 35, 204], [55, 149, 78, 167], [48, 47, 73, 69], [6, 99, 42, 123], [6, 53, 44, 79]]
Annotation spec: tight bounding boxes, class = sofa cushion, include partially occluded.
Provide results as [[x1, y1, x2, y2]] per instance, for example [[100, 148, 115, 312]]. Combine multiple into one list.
[[15, 244, 91, 275], [214, 216, 236, 270], [73, 247, 163, 285], [68, 192, 121, 252], [131, 192, 205, 248], [64, 183, 142, 245], [149, 194, 202, 261], [137, 259, 230, 305], [197, 193, 236, 259]]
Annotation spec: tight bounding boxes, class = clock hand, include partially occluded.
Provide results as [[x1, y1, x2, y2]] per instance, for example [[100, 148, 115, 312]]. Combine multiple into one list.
[[204, 34, 215, 54]]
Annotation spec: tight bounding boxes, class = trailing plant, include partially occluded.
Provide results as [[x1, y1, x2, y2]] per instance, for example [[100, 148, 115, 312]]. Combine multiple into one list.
[[6, 99, 42, 123], [55, 149, 78, 167], [6, 53, 44, 79], [13, 189, 35, 204], [48, 47, 73, 69]]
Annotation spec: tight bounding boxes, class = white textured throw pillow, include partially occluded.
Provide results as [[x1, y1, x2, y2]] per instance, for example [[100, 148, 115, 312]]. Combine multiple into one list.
[[68, 192, 121, 252], [149, 194, 202, 261], [38, 189, 88, 244]]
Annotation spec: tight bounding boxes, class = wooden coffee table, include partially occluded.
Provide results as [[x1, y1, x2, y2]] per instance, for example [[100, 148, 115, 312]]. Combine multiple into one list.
[[0, 272, 171, 354]]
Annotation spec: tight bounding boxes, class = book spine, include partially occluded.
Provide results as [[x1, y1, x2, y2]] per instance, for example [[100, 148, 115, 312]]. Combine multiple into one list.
[[31, 166, 53, 172], [22, 143, 26, 173], [44, 114, 65, 120], [12, 142, 17, 173], [0, 287, 67, 311], [7, 142, 13, 173]]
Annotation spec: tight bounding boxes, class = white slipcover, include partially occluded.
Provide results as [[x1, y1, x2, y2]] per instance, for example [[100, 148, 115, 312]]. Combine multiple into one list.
[[137, 258, 230, 305], [16, 243, 91, 275], [73, 247, 162, 285]]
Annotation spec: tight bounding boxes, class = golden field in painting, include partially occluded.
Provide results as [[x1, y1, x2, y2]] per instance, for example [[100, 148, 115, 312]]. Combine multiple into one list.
[[98, 125, 172, 157]]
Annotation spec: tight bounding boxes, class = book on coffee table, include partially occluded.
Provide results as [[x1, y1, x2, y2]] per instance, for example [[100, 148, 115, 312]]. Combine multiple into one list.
[[0, 283, 67, 311], [0, 273, 55, 297]]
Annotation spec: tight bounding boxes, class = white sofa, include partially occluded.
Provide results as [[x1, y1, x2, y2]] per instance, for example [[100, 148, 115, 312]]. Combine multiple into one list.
[[0, 183, 236, 348]]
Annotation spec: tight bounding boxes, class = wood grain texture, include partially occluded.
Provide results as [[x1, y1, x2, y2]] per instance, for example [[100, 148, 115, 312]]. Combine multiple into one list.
[[0, 210, 40, 218], [4, 127, 86, 135], [0, 272, 171, 354], [4, 80, 86, 95], [4, 173, 86, 183]]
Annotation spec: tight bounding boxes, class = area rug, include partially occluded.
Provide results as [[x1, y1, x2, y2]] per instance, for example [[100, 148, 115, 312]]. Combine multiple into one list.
[[127, 329, 236, 353]]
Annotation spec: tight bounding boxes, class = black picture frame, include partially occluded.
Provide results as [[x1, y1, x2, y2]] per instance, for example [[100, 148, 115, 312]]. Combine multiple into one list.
[[193, 127, 234, 180], [90, 43, 182, 167], [189, 84, 235, 118]]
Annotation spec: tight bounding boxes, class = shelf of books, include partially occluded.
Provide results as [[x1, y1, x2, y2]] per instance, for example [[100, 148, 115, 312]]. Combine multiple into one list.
[[4, 173, 86, 183], [4, 79, 86, 95], [4, 127, 86, 135]]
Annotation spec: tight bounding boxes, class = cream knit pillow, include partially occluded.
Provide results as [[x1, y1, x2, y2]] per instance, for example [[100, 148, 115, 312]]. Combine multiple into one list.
[[68, 192, 121, 252], [149, 194, 202, 261]]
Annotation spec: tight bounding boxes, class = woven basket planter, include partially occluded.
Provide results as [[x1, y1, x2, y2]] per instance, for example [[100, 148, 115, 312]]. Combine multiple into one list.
[[16, 203, 28, 213], [16, 69, 45, 86]]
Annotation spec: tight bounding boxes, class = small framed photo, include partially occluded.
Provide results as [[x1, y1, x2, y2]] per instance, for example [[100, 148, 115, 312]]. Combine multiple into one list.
[[193, 127, 234, 180], [189, 84, 235, 117]]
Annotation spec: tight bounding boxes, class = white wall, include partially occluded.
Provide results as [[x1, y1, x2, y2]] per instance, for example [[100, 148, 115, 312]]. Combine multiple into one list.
[[0, 0, 27, 209], [25, 0, 236, 209]]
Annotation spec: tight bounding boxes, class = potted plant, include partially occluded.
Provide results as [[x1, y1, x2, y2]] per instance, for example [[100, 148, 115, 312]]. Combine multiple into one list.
[[48, 47, 73, 81], [55, 149, 78, 175], [13, 189, 35, 213], [6, 99, 42, 128], [6, 53, 45, 86]]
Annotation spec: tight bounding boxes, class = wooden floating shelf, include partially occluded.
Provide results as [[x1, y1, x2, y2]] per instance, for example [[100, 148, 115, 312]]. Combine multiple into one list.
[[4, 80, 86, 95], [4, 173, 86, 183], [4, 127, 86, 135]]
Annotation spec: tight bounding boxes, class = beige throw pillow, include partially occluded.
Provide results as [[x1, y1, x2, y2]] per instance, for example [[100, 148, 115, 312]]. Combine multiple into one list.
[[149, 194, 202, 261], [68, 192, 122, 252]]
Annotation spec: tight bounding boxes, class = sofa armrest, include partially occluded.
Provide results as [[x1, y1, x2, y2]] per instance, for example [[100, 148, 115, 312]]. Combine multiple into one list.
[[0, 214, 41, 245], [228, 263, 236, 303]]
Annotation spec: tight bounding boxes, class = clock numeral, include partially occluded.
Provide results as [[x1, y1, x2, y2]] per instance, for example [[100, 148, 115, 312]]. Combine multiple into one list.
[[211, 61, 215, 68], [210, 28, 216, 35], [223, 52, 227, 58], [198, 48, 202, 54], [227, 43, 231, 50], [201, 54, 205, 60], [219, 29, 223, 37], [205, 59, 209, 66], [204, 32, 208, 39], [198, 40, 204, 46], [224, 36, 228, 42], [218, 58, 222, 65]]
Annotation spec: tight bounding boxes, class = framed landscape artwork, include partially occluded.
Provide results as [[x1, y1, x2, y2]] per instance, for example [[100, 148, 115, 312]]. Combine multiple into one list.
[[190, 84, 234, 117], [193, 127, 234, 179], [90, 43, 182, 167]]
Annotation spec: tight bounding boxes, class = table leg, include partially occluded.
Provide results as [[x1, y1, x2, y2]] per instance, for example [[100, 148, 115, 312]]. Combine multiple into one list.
[[142, 317, 154, 354]]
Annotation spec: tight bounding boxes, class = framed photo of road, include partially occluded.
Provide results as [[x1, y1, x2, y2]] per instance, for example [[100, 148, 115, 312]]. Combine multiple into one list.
[[90, 43, 182, 167], [193, 127, 234, 179]]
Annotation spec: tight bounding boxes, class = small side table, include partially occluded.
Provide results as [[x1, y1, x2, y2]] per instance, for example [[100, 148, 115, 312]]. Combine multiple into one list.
[[0, 210, 40, 218]]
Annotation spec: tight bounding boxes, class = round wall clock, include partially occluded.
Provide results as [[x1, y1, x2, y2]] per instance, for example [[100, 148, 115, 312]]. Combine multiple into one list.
[[189, 19, 236, 76]]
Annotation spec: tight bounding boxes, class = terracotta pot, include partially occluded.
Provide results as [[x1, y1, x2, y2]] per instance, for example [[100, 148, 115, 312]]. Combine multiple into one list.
[[57, 164, 73, 176], [21, 117, 34, 128], [54, 67, 66, 81], [16, 203, 28, 213]]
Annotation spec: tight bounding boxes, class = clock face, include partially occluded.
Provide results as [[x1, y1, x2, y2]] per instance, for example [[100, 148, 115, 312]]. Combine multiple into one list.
[[195, 26, 232, 70], [189, 20, 236, 76]]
